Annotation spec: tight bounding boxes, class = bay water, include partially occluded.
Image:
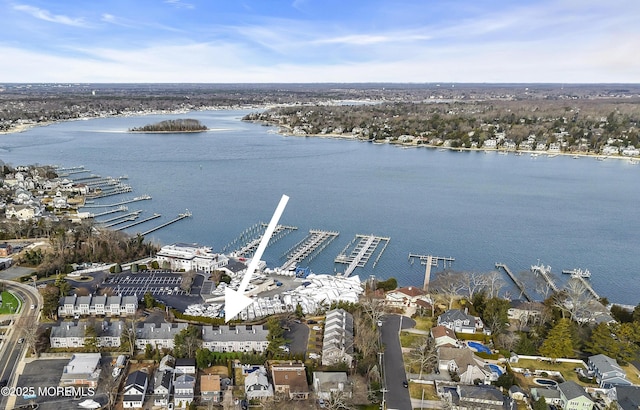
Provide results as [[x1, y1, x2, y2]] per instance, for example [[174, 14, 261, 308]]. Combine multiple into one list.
[[1, 110, 639, 305]]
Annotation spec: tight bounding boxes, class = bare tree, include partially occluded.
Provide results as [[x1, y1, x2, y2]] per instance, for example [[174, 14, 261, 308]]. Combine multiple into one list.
[[15, 317, 41, 356], [360, 295, 387, 324], [353, 311, 379, 359], [484, 271, 506, 298], [458, 272, 488, 301], [324, 389, 355, 410], [408, 335, 438, 379], [431, 272, 465, 309]]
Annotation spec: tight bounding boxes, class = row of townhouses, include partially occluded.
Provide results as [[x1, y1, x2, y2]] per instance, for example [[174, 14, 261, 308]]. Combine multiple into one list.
[[58, 294, 138, 317], [51, 320, 124, 348], [321, 309, 354, 367]]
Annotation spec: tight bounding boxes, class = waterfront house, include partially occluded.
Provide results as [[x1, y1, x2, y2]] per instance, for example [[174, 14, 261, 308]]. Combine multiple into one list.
[[271, 362, 309, 400], [244, 367, 273, 400], [201, 324, 269, 353], [558, 381, 594, 410], [322, 309, 354, 367], [587, 354, 631, 388], [437, 347, 490, 384], [312, 372, 352, 400], [153, 369, 173, 407], [174, 373, 196, 408], [200, 374, 222, 403], [123, 370, 149, 409], [507, 300, 544, 324], [385, 286, 427, 309], [437, 309, 482, 334], [59, 353, 102, 388]]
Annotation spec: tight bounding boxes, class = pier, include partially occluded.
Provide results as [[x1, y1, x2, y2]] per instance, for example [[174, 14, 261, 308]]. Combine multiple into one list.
[[531, 262, 559, 293], [335, 234, 390, 277], [116, 213, 161, 231], [80, 195, 152, 208], [571, 276, 600, 300], [89, 206, 127, 218], [140, 211, 191, 236], [101, 215, 139, 228], [495, 263, 533, 302], [234, 224, 298, 258], [409, 254, 455, 292], [280, 230, 339, 272], [96, 210, 142, 225]]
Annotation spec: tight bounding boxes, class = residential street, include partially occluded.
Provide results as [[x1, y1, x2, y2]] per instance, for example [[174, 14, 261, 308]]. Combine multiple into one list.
[[379, 314, 414, 410]]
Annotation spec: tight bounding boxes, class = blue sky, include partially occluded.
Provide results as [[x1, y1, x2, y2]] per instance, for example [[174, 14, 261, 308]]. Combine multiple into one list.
[[1, 0, 639, 83]]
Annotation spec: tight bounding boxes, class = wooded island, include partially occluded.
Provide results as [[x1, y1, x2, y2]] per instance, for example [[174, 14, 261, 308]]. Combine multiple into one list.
[[129, 118, 208, 132]]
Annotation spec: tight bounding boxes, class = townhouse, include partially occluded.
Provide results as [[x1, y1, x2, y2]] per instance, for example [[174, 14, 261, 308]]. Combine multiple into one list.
[[58, 294, 138, 318], [50, 320, 124, 348]]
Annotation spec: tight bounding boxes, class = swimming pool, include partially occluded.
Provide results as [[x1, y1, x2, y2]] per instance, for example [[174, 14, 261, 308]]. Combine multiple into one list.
[[467, 341, 492, 354], [534, 378, 558, 387], [488, 364, 503, 376]]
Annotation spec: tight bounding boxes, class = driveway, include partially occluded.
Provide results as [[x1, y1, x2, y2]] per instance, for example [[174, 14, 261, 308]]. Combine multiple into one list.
[[379, 314, 414, 410]]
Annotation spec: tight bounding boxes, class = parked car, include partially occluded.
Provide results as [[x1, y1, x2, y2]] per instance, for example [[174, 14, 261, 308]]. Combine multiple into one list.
[[402, 380, 408, 388], [18, 338, 24, 344]]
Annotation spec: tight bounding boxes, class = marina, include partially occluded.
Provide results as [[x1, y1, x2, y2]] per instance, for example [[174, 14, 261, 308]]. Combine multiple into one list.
[[335, 234, 390, 277], [232, 224, 298, 258], [279, 229, 339, 272]]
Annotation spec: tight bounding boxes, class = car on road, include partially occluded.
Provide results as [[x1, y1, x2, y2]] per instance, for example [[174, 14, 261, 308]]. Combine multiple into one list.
[[402, 380, 409, 388], [18, 337, 24, 344], [377, 320, 383, 327], [30, 304, 36, 310]]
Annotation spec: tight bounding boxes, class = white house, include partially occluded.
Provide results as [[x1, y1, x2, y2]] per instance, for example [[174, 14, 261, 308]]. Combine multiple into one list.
[[202, 325, 269, 353], [437, 309, 483, 334], [153, 369, 173, 407], [174, 374, 196, 408], [244, 367, 273, 400], [123, 370, 148, 409], [322, 309, 354, 367], [156, 243, 229, 273]]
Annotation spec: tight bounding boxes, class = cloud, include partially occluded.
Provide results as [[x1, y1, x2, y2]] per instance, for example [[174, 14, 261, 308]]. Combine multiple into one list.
[[13, 4, 88, 27], [164, 0, 195, 9], [314, 33, 431, 46]]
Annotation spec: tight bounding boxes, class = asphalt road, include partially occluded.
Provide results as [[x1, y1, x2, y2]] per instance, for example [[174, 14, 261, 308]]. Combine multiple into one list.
[[0, 281, 41, 410], [380, 314, 415, 410]]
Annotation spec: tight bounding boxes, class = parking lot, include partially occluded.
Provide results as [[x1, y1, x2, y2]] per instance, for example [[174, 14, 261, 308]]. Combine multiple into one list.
[[101, 271, 190, 297]]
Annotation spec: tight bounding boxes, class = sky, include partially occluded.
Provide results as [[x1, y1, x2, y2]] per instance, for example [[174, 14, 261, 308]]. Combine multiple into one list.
[[1, 0, 639, 83]]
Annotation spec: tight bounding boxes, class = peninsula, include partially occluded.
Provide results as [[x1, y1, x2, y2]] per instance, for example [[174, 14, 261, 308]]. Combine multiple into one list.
[[128, 118, 208, 133]]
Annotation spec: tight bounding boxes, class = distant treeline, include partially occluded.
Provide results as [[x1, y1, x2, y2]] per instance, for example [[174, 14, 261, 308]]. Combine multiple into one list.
[[129, 118, 208, 132]]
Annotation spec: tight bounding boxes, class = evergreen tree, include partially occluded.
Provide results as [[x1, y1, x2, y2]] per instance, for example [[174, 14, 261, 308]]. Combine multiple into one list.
[[584, 323, 621, 359], [540, 318, 575, 359]]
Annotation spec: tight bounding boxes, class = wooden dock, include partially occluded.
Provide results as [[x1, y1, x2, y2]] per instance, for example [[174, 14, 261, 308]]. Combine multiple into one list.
[[409, 254, 455, 291], [140, 211, 191, 236], [572, 276, 600, 300], [495, 263, 533, 302], [234, 224, 298, 258], [90, 206, 127, 218], [335, 234, 390, 277], [81, 195, 152, 208], [116, 213, 161, 231], [280, 229, 339, 272], [531, 263, 559, 293]]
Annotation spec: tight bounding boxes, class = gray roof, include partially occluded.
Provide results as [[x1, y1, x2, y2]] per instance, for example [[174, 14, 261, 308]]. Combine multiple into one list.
[[122, 295, 138, 305], [77, 295, 92, 306], [51, 320, 123, 339], [531, 387, 560, 400], [91, 295, 107, 306], [458, 385, 504, 403], [136, 322, 188, 340], [439, 309, 475, 324], [616, 385, 640, 410], [154, 369, 172, 391], [202, 325, 269, 342], [589, 354, 623, 374], [558, 381, 591, 401], [107, 295, 122, 305]]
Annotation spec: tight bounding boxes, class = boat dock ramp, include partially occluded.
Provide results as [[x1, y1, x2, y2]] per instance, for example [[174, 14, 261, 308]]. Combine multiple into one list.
[[280, 230, 339, 272], [495, 263, 533, 302], [409, 254, 455, 291], [335, 234, 390, 277], [140, 211, 191, 236]]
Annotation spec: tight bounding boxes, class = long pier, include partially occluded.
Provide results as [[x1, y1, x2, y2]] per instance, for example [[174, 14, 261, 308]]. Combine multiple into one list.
[[280, 230, 339, 272], [101, 216, 138, 228], [234, 224, 298, 258], [571, 276, 600, 300], [96, 210, 142, 225], [495, 263, 533, 302], [116, 213, 161, 231], [531, 263, 559, 293], [409, 254, 455, 291], [89, 206, 127, 218], [140, 211, 191, 236], [335, 234, 390, 277], [81, 195, 152, 208]]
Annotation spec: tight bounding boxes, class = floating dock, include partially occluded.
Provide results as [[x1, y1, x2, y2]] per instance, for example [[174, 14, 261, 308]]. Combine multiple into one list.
[[280, 230, 339, 272], [409, 254, 455, 292], [227, 224, 297, 257], [140, 211, 191, 236], [495, 263, 533, 302], [335, 234, 390, 277]]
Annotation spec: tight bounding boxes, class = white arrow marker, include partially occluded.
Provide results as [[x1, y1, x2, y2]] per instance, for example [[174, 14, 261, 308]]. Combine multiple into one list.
[[224, 194, 289, 322]]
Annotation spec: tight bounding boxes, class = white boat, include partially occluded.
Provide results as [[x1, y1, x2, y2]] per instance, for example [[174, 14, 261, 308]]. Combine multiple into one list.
[[562, 268, 591, 279]]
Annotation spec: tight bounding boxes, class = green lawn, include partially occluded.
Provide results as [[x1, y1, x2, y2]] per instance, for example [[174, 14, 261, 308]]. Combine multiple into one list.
[[0, 290, 21, 314], [399, 331, 425, 348], [412, 316, 434, 331], [511, 358, 587, 385]]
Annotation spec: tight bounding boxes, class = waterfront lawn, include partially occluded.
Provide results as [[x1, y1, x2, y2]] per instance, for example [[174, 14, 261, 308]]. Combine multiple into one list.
[[0, 290, 20, 314]]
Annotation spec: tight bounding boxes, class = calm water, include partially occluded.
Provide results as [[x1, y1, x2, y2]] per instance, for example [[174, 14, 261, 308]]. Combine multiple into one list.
[[1, 110, 639, 305]]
